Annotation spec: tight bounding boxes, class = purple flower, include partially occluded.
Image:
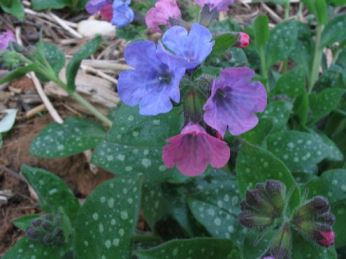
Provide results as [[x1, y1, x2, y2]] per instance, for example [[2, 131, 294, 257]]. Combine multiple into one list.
[[195, 0, 235, 11], [145, 0, 181, 33], [86, 0, 111, 14], [112, 0, 134, 27], [118, 41, 185, 116], [163, 123, 230, 176], [203, 67, 267, 136], [161, 23, 214, 69], [0, 30, 15, 50]]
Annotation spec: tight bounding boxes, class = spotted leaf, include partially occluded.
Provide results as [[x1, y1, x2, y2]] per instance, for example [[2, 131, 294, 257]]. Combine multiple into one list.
[[74, 174, 143, 259]]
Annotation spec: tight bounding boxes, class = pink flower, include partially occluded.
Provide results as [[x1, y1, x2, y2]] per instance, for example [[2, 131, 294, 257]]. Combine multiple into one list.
[[317, 230, 335, 247], [100, 3, 113, 21], [236, 32, 250, 48], [162, 123, 230, 176], [203, 67, 267, 136], [195, 0, 235, 11], [0, 30, 15, 50], [145, 0, 181, 33]]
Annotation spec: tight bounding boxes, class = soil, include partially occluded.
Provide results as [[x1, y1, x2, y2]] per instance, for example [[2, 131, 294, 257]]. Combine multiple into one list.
[[0, 112, 113, 254]]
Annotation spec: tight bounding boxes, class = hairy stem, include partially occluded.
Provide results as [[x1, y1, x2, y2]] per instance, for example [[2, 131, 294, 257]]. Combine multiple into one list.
[[309, 25, 324, 93]]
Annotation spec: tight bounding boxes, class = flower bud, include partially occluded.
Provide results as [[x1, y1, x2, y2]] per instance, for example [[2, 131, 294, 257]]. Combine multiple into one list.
[[26, 213, 65, 246], [315, 230, 335, 247], [239, 180, 286, 229], [236, 32, 250, 48], [292, 196, 335, 248]]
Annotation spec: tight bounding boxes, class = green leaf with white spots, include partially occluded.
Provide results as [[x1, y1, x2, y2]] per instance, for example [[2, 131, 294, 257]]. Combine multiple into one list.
[[262, 100, 293, 130], [267, 131, 343, 172], [30, 117, 105, 158], [21, 165, 80, 219], [92, 105, 183, 182], [305, 169, 346, 203], [272, 68, 306, 98], [265, 20, 299, 67], [253, 15, 269, 51], [74, 175, 143, 259], [135, 238, 240, 259], [292, 233, 337, 259], [3, 237, 70, 259], [321, 14, 346, 47], [188, 175, 242, 240], [309, 88, 345, 124], [36, 41, 65, 78], [236, 142, 299, 206], [241, 119, 273, 145]]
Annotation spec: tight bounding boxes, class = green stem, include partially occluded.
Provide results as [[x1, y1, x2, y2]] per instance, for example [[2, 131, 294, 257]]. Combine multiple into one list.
[[55, 79, 113, 128], [131, 233, 161, 243], [308, 25, 324, 93], [284, 0, 290, 20], [71, 92, 113, 127]]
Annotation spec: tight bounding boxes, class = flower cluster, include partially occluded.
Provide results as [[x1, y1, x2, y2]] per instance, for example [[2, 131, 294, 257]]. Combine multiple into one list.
[[239, 180, 336, 259], [0, 30, 15, 50], [86, 0, 134, 27], [117, 0, 266, 176]]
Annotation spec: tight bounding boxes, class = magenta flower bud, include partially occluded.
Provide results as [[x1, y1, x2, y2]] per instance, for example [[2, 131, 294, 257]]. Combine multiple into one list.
[[316, 230, 335, 247], [203, 67, 267, 136], [195, 0, 235, 12], [100, 3, 113, 21], [145, 0, 181, 33], [162, 123, 230, 176], [0, 30, 15, 50], [236, 32, 250, 48]]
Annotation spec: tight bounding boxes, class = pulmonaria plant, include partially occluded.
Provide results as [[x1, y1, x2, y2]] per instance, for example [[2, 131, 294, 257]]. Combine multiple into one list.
[[0, 30, 15, 50], [118, 5, 266, 176], [85, 0, 134, 27]]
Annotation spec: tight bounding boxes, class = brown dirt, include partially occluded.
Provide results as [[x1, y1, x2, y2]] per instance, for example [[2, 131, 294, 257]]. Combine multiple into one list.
[[0, 113, 113, 254]]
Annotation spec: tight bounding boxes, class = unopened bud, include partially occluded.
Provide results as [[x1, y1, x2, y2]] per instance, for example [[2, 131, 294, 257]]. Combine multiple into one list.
[[239, 210, 273, 228], [236, 32, 250, 48], [265, 180, 286, 212], [315, 230, 335, 247]]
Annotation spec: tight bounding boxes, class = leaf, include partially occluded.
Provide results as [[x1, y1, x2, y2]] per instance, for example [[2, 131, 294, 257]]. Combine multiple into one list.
[[321, 15, 346, 46], [12, 214, 40, 231], [21, 165, 80, 219], [265, 20, 299, 67], [292, 232, 337, 259], [0, 109, 17, 133], [37, 41, 65, 76], [305, 169, 346, 203], [294, 92, 309, 126], [3, 237, 69, 259], [331, 200, 346, 248], [31, 0, 67, 10], [92, 105, 183, 183], [74, 175, 143, 259], [30, 117, 105, 158], [188, 175, 242, 239], [236, 142, 299, 206], [66, 36, 101, 92], [242, 230, 275, 259], [135, 238, 240, 259], [261, 100, 293, 130], [267, 131, 343, 172], [0, 0, 24, 20], [301, 0, 328, 25], [253, 15, 269, 51], [309, 88, 345, 124], [211, 33, 238, 56], [272, 68, 306, 98], [241, 119, 273, 145], [0, 64, 38, 85]]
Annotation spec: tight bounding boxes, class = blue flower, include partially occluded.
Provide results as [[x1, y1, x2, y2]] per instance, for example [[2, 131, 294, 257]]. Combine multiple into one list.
[[118, 41, 186, 115], [112, 0, 134, 28], [161, 23, 214, 69]]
